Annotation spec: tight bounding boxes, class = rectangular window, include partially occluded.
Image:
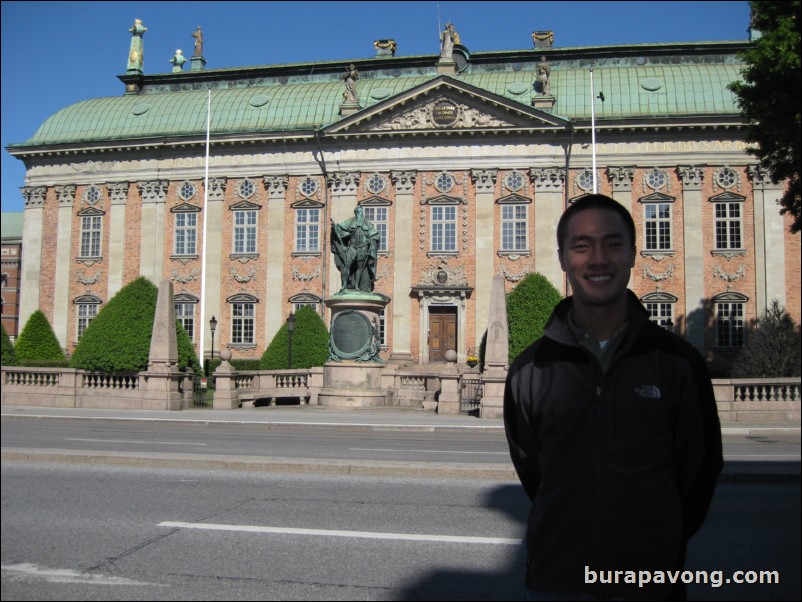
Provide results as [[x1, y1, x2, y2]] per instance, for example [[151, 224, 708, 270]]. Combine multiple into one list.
[[232, 303, 255, 345], [174, 213, 198, 255], [646, 302, 673, 328], [175, 303, 195, 341], [501, 204, 528, 251], [716, 303, 745, 347], [77, 304, 98, 339], [715, 203, 742, 249], [644, 203, 672, 250], [378, 308, 386, 346], [296, 208, 320, 252], [362, 206, 388, 252], [233, 210, 258, 254], [80, 215, 102, 258], [431, 206, 457, 252]]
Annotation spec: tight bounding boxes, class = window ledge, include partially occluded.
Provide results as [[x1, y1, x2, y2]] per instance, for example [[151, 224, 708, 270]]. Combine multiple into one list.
[[498, 250, 531, 258], [229, 253, 259, 263], [292, 251, 321, 258], [228, 343, 256, 350], [76, 256, 103, 266], [711, 249, 746, 260], [427, 251, 459, 258], [641, 249, 676, 260], [171, 254, 199, 262]]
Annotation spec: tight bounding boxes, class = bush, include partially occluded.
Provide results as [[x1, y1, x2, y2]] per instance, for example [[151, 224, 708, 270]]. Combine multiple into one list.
[[70, 277, 159, 372], [1, 324, 17, 366], [261, 306, 329, 369], [177, 320, 202, 374], [731, 301, 801, 378], [506, 272, 563, 363], [14, 310, 67, 364]]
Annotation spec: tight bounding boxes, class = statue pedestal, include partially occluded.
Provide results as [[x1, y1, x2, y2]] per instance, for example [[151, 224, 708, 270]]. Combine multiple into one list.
[[319, 291, 390, 407]]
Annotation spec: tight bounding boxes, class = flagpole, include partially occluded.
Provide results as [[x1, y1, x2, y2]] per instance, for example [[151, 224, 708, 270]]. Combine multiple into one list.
[[199, 88, 211, 371], [590, 67, 598, 193]]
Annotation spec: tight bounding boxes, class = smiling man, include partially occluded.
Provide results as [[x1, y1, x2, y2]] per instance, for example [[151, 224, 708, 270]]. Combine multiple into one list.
[[504, 194, 723, 601]]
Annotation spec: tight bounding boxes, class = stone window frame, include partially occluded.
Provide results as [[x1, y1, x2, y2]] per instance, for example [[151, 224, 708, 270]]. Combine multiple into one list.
[[229, 200, 262, 260], [638, 192, 676, 259], [171, 204, 201, 258], [74, 294, 102, 343], [292, 200, 323, 256], [298, 176, 319, 198], [712, 291, 748, 348], [178, 181, 197, 201], [227, 293, 259, 349], [497, 194, 531, 256], [77, 208, 104, 261], [709, 191, 746, 259], [365, 173, 387, 196], [359, 198, 392, 254], [641, 292, 677, 330], [174, 293, 198, 342]]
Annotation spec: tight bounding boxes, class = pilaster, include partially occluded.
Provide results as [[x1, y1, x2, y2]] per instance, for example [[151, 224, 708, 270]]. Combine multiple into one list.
[[472, 168, 498, 344], [607, 166, 635, 212], [677, 165, 706, 353], [53, 185, 76, 347], [264, 175, 288, 341], [107, 182, 129, 299], [137, 180, 168, 283], [530, 167, 566, 294], [202, 177, 227, 347], [19, 186, 47, 331], [389, 171, 416, 363], [748, 164, 786, 313]]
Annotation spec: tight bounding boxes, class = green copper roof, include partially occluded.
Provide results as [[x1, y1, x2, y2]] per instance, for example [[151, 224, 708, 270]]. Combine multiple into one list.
[[15, 57, 745, 148]]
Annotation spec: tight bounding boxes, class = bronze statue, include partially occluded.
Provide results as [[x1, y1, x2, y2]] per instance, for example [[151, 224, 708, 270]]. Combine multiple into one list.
[[331, 206, 380, 292]]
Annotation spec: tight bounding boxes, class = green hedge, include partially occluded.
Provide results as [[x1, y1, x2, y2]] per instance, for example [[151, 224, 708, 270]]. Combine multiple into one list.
[[506, 272, 563, 363], [70, 277, 200, 373], [731, 301, 801, 378], [14, 310, 67, 364], [1, 324, 17, 366], [261, 306, 329, 369]]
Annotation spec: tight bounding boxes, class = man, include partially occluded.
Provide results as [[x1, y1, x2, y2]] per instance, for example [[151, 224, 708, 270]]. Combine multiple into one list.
[[504, 194, 722, 600]]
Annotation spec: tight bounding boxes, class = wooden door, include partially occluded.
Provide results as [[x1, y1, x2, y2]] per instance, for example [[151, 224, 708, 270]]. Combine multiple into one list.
[[429, 307, 457, 362]]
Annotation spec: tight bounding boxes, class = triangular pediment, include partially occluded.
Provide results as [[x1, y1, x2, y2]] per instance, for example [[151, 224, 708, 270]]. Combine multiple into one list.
[[639, 192, 676, 203], [229, 200, 262, 211], [172, 202, 201, 213], [497, 193, 532, 205], [324, 76, 568, 137], [709, 191, 746, 203], [76, 206, 105, 217]]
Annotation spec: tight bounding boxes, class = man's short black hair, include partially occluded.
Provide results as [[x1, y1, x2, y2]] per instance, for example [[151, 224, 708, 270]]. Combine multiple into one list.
[[557, 194, 636, 251]]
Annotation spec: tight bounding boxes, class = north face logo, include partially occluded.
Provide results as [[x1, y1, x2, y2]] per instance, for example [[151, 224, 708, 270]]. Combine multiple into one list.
[[635, 385, 661, 399]]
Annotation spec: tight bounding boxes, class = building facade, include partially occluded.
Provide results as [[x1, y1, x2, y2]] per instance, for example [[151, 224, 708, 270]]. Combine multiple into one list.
[[1, 212, 23, 339], [7, 23, 800, 373]]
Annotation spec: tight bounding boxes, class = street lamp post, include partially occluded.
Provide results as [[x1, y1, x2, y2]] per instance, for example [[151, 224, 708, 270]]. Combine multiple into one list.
[[209, 315, 217, 360], [287, 312, 296, 369]]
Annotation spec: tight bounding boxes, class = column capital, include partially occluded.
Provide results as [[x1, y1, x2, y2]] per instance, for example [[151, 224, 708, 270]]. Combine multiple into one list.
[[55, 185, 77, 207], [328, 172, 360, 194], [107, 182, 130, 205], [206, 178, 228, 202], [677, 165, 705, 191], [530, 167, 565, 192], [747, 164, 783, 190], [22, 186, 47, 208], [137, 180, 169, 203], [471, 169, 498, 193], [263, 175, 289, 199], [391, 171, 417, 194], [607, 166, 635, 192]]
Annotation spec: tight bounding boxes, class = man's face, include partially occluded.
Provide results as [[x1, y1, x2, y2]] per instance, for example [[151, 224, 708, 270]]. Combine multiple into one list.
[[558, 208, 636, 311]]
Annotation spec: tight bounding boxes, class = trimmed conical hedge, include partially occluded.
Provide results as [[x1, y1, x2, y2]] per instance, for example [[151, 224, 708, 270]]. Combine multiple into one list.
[[506, 272, 563, 363], [1, 324, 17, 366], [176, 319, 202, 374], [261, 305, 329, 369], [14, 310, 67, 364]]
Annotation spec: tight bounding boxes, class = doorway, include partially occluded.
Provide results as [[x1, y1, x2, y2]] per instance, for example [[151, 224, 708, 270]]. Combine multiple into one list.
[[428, 306, 457, 362]]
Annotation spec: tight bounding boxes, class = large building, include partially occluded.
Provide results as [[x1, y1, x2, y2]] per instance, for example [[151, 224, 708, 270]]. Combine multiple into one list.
[[1, 212, 23, 339], [7, 21, 799, 373]]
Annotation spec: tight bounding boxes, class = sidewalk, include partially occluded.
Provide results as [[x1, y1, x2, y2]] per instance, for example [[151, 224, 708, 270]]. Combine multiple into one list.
[[2, 404, 799, 482]]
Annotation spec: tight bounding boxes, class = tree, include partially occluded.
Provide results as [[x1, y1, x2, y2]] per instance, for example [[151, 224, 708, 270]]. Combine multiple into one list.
[[261, 306, 329, 369], [14, 310, 67, 365], [1, 324, 17, 366], [176, 320, 202, 374], [729, 1, 801, 233], [505, 272, 563, 363], [731, 300, 801, 378]]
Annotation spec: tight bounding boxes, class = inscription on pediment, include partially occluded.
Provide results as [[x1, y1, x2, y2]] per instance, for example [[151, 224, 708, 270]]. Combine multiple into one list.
[[374, 97, 514, 131]]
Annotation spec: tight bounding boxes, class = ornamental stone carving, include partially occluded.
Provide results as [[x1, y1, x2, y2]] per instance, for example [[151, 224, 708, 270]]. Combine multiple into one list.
[[471, 169, 498, 193], [608, 166, 634, 192], [77, 270, 102, 285], [171, 268, 199, 284], [713, 264, 746, 283], [502, 264, 533, 282], [206, 178, 228, 201], [747, 164, 782, 190], [530, 167, 565, 192], [263, 175, 289, 199], [391, 171, 417, 193], [642, 264, 675, 282], [55, 185, 77, 207], [374, 100, 513, 131], [329, 172, 360, 194], [22, 187, 47, 208], [677, 166, 704, 191], [421, 262, 469, 286], [292, 265, 321, 282], [231, 266, 257, 283], [107, 182, 130, 205], [138, 180, 168, 203]]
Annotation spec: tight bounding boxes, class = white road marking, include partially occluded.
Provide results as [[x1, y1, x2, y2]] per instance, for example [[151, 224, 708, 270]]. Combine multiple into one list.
[[1, 563, 164, 586], [159, 521, 522, 545], [64, 438, 207, 446], [350, 447, 508, 455]]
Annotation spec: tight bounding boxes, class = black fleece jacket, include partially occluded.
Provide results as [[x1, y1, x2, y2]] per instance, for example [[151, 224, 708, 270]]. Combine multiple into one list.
[[504, 293, 723, 599]]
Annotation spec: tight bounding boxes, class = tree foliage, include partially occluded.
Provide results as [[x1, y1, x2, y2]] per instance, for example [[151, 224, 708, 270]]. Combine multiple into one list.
[[729, 1, 801, 233], [731, 300, 801, 378], [261, 306, 329, 369], [1, 324, 17, 366], [14, 310, 67, 364], [506, 272, 563, 363], [176, 320, 202, 374]]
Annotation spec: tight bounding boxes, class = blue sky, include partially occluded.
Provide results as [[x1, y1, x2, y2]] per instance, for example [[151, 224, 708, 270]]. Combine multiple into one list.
[[1, 1, 751, 214]]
